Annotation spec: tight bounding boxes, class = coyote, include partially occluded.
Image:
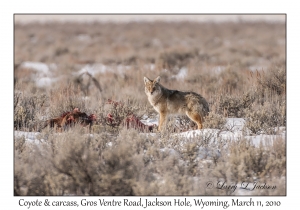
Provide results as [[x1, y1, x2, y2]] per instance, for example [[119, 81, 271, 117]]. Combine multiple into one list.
[[144, 76, 209, 131]]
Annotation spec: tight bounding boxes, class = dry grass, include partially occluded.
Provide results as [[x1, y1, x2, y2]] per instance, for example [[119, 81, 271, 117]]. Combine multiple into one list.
[[14, 129, 286, 196], [14, 20, 286, 195]]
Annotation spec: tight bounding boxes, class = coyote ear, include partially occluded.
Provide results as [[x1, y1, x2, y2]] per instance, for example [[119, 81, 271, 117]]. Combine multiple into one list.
[[153, 76, 161, 84], [144, 76, 150, 84]]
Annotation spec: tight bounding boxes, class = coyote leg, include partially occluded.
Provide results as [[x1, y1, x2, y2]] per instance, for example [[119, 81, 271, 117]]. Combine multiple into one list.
[[186, 112, 203, 129], [158, 112, 167, 131]]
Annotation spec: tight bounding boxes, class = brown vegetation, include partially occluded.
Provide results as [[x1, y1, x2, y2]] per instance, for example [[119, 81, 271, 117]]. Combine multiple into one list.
[[14, 19, 286, 195]]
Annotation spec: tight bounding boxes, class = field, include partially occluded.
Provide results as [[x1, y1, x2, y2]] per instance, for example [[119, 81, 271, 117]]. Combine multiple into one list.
[[14, 18, 286, 195]]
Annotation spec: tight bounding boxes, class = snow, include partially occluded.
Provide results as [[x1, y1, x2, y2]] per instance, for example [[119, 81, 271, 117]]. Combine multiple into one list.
[[76, 34, 91, 42], [15, 131, 39, 141], [76, 64, 108, 76], [140, 116, 159, 126], [249, 66, 264, 71], [225, 118, 245, 131], [18, 61, 133, 88], [20, 61, 191, 88], [20, 61, 50, 74], [172, 67, 187, 80], [76, 63, 131, 76], [245, 133, 285, 147], [140, 117, 285, 148], [159, 148, 180, 158], [212, 65, 226, 74], [35, 77, 58, 87], [198, 147, 221, 159], [143, 64, 156, 71], [15, 117, 285, 151], [106, 142, 113, 147], [19, 61, 58, 87], [14, 131, 45, 145], [20, 61, 57, 75]]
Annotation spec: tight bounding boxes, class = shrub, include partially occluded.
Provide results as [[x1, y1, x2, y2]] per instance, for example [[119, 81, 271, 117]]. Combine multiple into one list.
[[255, 66, 286, 96], [218, 91, 255, 117], [211, 137, 286, 195], [159, 48, 198, 69], [14, 92, 47, 130], [244, 102, 286, 135], [203, 111, 227, 130]]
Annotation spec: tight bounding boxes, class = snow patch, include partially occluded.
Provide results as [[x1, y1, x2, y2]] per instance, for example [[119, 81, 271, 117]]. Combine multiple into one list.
[[225, 118, 245, 131], [198, 147, 221, 160], [19, 61, 58, 87], [212, 66, 226, 74], [14, 117, 285, 149], [76, 34, 91, 42], [159, 148, 180, 158], [14, 131, 46, 145], [76, 63, 131, 76], [20, 61, 57, 76], [172, 67, 187, 80], [140, 117, 159, 126], [35, 77, 58, 87], [245, 133, 285, 147], [249, 66, 264, 71], [144, 64, 156, 71]]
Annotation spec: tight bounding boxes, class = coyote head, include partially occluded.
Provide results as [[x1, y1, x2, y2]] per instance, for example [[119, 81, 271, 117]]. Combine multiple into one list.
[[144, 76, 161, 96]]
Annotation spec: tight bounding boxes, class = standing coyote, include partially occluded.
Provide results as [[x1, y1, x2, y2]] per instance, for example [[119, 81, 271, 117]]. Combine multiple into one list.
[[144, 76, 209, 131]]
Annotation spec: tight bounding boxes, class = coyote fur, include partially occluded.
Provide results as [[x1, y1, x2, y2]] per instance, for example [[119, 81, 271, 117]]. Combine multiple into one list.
[[144, 76, 209, 131]]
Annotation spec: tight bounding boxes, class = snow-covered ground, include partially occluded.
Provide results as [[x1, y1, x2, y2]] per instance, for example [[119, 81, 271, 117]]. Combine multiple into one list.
[[171, 67, 188, 80], [75, 63, 131, 76], [19, 61, 269, 90], [17, 61, 133, 88], [15, 117, 285, 147], [14, 131, 45, 145], [18, 61, 59, 87], [141, 117, 285, 146]]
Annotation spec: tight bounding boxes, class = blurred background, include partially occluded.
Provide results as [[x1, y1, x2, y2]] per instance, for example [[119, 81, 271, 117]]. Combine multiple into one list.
[[14, 14, 286, 120]]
